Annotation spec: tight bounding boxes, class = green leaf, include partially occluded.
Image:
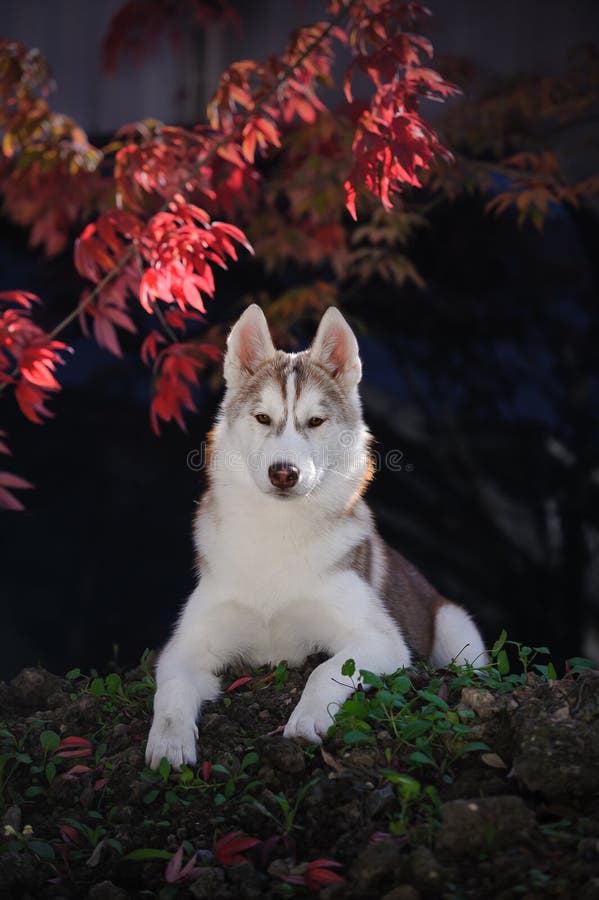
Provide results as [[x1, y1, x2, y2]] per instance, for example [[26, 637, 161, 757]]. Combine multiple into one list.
[[360, 670, 383, 688], [391, 675, 411, 694], [105, 673, 122, 695], [15, 752, 32, 764], [381, 770, 421, 797], [89, 677, 105, 697], [567, 656, 596, 671], [124, 848, 173, 861], [408, 751, 436, 768], [417, 690, 448, 710], [342, 730, 373, 745], [45, 761, 56, 783], [143, 789, 159, 805], [547, 662, 557, 681], [533, 646, 550, 655], [459, 741, 490, 754], [241, 751, 259, 771], [158, 757, 171, 782], [65, 668, 81, 681], [341, 658, 356, 678], [29, 840, 55, 860], [24, 786, 45, 798], [496, 650, 510, 675], [40, 730, 60, 753], [491, 630, 507, 656], [178, 766, 193, 784]]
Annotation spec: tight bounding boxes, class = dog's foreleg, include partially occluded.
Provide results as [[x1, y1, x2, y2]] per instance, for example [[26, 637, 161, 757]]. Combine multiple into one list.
[[145, 633, 220, 770], [146, 589, 253, 770], [283, 625, 410, 743]]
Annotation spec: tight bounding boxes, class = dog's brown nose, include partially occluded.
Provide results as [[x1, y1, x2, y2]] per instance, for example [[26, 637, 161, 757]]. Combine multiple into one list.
[[268, 462, 299, 490]]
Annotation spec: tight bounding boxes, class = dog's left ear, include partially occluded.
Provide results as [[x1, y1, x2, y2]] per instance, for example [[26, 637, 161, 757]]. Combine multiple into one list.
[[224, 304, 276, 390], [310, 307, 362, 389]]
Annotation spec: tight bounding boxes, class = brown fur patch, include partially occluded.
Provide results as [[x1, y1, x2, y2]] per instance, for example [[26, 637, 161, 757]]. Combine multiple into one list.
[[292, 354, 359, 428], [378, 540, 445, 659], [345, 537, 373, 585], [224, 351, 290, 424]]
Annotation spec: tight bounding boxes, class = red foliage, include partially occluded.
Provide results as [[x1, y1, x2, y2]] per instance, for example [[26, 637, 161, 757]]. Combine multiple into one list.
[[0, 291, 70, 424], [1, 2, 461, 504], [165, 844, 204, 884], [53, 736, 93, 759], [275, 858, 345, 890], [213, 832, 261, 867], [226, 675, 254, 693]]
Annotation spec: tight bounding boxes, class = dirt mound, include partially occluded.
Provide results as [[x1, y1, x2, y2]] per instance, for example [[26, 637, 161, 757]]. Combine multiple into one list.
[[1, 650, 598, 899]]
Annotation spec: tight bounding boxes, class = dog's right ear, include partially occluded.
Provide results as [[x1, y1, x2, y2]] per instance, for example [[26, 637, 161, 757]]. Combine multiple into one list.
[[224, 304, 276, 390]]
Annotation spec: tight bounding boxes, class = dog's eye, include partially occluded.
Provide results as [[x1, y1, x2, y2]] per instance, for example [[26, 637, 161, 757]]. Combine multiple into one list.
[[308, 416, 325, 428], [255, 413, 271, 425]]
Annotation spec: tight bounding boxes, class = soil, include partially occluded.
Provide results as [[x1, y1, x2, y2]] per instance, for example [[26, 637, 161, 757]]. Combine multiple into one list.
[[1, 655, 599, 900]]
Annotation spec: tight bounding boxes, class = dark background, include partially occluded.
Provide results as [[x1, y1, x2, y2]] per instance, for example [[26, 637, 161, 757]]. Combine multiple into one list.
[[1, 0, 598, 678]]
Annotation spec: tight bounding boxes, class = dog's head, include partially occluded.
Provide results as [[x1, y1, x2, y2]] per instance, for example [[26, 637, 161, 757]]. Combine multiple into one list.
[[213, 305, 372, 510]]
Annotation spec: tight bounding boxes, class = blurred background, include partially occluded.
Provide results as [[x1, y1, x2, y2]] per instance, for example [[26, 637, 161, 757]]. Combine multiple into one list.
[[0, 0, 598, 678]]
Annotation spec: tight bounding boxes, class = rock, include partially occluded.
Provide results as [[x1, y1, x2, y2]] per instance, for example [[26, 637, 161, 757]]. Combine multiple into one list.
[[460, 688, 517, 720], [511, 682, 599, 803], [350, 841, 406, 893], [580, 877, 599, 900], [0, 850, 46, 895], [259, 736, 305, 773], [2, 806, 21, 831], [366, 783, 395, 817], [381, 887, 421, 900], [87, 880, 129, 900], [408, 846, 443, 888], [62, 694, 103, 727], [436, 796, 535, 854], [10, 667, 65, 709], [189, 867, 225, 898]]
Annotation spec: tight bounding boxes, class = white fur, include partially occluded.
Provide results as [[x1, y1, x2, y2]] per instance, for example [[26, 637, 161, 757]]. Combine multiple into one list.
[[432, 604, 488, 667], [146, 306, 486, 769]]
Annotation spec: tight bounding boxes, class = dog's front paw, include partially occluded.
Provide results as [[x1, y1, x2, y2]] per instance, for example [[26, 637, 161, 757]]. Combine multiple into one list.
[[283, 701, 335, 744], [145, 715, 198, 770]]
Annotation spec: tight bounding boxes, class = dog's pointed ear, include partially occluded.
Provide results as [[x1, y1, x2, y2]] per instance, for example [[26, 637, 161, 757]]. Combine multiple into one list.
[[224, 304, 276, 389], [309, 307, 362, 389]]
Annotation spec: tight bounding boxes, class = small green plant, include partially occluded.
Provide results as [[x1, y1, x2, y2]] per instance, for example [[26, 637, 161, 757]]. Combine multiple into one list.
[[252, 778, 319, 834], [212, 751, 261, 806], [383, 772, 440, 843], [331, 664, 488, 775]]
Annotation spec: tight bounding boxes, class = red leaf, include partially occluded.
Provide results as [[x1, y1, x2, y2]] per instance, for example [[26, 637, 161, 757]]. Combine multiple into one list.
[[0, 472, 33, 490], [201, 761, 212, 782], [54, 736, 92, 758], [58, 824, 81, 845], [226, 676, 253, 693], [213, 832, 261, 867], [61, 765, 92, 780], [305, 866, 345, 889], [165, 845, 184, 883], [0, 291, 40, 308]]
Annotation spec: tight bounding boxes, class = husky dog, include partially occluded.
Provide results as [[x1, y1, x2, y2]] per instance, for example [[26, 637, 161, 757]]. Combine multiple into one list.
[[146, 305, 486, 769]]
